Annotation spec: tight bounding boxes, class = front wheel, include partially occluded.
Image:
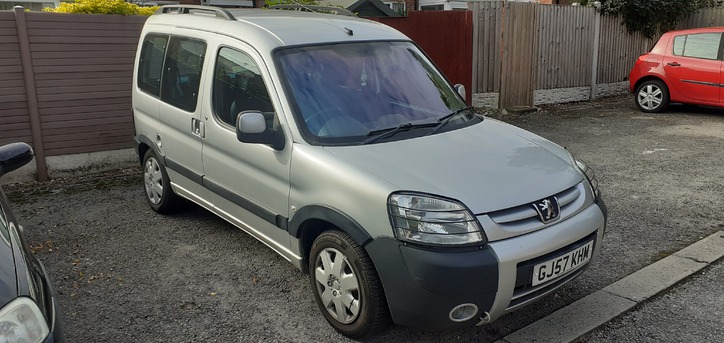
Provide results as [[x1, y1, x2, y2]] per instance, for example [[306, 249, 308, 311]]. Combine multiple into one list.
[[635, 80, 670, 113], [142, 149, 181, 214], [309, 231, 390, 339]]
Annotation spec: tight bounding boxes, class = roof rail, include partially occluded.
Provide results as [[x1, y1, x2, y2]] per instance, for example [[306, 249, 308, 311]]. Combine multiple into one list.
[[156, 5, 236, 20], [268, 4, 356, 17]]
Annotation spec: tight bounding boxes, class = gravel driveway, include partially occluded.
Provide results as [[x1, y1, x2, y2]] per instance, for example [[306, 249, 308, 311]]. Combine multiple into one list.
[[6, 95, 724, 342]]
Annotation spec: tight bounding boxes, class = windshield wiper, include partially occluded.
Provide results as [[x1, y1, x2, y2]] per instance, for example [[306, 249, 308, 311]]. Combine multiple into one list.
[[363, 122, 438, 144], [428, 106, 474, 135]]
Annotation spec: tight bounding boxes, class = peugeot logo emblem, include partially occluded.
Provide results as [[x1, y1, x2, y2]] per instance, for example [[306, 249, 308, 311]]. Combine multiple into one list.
[[531, 197, 560, 224]]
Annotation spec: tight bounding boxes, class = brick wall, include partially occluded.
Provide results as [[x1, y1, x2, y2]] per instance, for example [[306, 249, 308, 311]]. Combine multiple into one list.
[[405, 0, 415, 11]]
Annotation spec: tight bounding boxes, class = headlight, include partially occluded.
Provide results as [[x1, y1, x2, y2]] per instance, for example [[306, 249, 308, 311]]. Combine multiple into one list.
[[574, 159, 599, 198], [388, 192, 486, 246], [0, 297, 49, 343]]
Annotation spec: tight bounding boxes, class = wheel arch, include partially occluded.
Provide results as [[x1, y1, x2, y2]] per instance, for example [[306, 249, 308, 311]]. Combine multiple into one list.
[[633, 75, 668, 95], [289, 205, 374, 274], [135, 135, 158, 165]]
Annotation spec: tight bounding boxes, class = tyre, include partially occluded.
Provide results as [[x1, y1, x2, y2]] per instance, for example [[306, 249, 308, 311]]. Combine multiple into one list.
[[309, 230, 390, 339], [142, 149, 181, 214], [635, 80, 669, 113]]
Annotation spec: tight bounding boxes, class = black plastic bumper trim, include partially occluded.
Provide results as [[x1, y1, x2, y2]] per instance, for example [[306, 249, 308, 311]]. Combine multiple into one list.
[[164, 158, 288, 231], [365, 237, 498, 330]]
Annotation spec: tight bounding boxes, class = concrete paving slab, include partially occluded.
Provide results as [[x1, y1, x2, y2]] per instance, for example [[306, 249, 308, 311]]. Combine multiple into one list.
[[603, 255, 706, 302], [585, 260, 724, 343], [500, 291, 636, 343], [673, 231, 724, 264]]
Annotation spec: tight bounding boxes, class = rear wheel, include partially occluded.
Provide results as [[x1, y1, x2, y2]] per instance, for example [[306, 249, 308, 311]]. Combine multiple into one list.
[[635, 80, 669, 113], [309, 230, 390, 339], [142, 149, 181, 214]]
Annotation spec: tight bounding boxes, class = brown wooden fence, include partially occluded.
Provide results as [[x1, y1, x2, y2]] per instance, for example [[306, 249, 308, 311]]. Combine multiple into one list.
[[500, 2, 538, 107], [1, 8, 146, 180], [471, 3, 606, 107], [1, 11, 32, 157]]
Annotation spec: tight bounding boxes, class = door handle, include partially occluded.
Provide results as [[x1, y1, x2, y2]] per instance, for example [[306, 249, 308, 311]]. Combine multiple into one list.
[[667, 62, 681, 67], [191, 118, 205, 138]]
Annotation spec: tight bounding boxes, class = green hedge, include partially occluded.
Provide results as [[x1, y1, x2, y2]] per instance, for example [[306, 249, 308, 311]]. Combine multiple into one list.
[[44, 0, 158, 15]]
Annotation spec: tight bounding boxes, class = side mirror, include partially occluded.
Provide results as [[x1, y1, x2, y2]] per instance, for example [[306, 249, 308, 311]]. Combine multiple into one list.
[[0, 142, 34, 177], [236, 111, 285, 151], [238, 111, 266, 134], [454, 84, 466, 101]]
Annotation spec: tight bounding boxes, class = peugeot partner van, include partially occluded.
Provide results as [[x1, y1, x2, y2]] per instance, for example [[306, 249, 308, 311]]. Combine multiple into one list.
[[132, 5, 607, 338]]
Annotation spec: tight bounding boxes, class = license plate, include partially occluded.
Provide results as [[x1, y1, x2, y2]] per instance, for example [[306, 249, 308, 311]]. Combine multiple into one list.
[[532, 240, 594, 286]]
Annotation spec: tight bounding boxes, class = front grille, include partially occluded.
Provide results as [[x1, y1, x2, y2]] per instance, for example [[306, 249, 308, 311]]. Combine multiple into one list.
[[487, 183, 584, 232], [507, 232, 597, 310]]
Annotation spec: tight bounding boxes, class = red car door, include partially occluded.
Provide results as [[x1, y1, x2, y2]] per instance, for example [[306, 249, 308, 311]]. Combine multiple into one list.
[[720, 59, 723, 104], [663, 32, 722, 104]]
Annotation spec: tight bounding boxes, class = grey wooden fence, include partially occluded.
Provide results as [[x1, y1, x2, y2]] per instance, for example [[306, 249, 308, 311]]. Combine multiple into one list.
[[596, 14, 657, 85], [470, 1, 502, 94], [536, 5, 596, 89], [471, 2, 724, 108], [681, 7, 724, 28]]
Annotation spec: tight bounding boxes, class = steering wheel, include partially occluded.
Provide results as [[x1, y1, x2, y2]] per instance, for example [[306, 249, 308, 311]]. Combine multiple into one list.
[[318, 116, 369, 138], [304, 107, 343, 134]]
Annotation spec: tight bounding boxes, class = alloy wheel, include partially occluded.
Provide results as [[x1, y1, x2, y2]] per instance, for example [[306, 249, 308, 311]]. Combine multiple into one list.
[[637, 84, 663, 111]]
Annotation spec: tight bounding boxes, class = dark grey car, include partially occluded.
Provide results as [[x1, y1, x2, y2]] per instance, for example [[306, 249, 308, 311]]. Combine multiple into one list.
[[0, 142, 64, 343]]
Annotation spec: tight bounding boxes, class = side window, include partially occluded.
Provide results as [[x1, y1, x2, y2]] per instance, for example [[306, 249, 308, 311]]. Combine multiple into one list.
[[673, 33, 722, 60], [672, 35, 685, 56], [160, 37, 207, 112], [137, 35, 169, 96], [212, 47, 274, 127]]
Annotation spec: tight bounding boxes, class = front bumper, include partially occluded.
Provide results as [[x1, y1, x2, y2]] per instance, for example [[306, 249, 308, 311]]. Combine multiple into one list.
[[366, 200, 606, 330], [38, 260, 65, 343], [43, 296, 64, 343]]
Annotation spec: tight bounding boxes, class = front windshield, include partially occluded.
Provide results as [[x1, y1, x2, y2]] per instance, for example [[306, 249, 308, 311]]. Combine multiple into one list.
[[276, 41, 475, 145]]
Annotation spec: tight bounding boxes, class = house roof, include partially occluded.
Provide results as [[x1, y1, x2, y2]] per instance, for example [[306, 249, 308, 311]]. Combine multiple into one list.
[[323, 0, 358, 8], [348, 0, 399, 17]]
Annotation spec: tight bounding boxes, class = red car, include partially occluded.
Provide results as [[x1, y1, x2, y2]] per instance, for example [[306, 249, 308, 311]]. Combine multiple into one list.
[[628, 27, 724, 113]]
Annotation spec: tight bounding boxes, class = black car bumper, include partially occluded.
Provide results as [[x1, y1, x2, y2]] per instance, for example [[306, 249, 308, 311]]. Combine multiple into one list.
[[365, 237, 498, 330]]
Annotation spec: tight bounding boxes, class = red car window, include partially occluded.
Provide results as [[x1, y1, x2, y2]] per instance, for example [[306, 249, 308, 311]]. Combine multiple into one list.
[[672, 33, 722, 60]]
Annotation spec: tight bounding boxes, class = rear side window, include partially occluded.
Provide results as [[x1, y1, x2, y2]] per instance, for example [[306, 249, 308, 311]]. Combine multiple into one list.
[[161, 37, 207, 112], [672, 33, 722, 60], [137, 35, 168, 96]]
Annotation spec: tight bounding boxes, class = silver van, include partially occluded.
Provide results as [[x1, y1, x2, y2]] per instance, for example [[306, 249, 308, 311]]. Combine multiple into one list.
[[132, 5, 607, 338]]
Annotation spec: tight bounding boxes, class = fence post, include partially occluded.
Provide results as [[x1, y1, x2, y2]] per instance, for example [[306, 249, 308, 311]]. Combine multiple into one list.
[[498, 1, 506, 109], [470, 2, 479, 98], [13, 6, 48, 181], [590, 9, 601, 101]]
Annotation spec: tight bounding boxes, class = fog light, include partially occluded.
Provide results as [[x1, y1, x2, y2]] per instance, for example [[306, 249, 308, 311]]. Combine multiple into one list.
[[449, 303, 478, 322]]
